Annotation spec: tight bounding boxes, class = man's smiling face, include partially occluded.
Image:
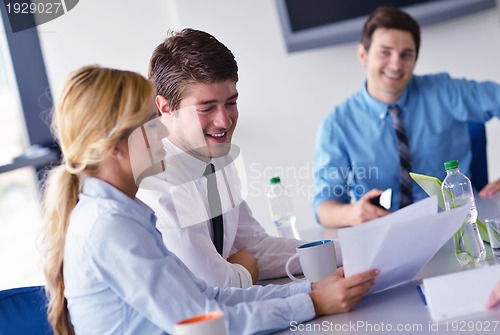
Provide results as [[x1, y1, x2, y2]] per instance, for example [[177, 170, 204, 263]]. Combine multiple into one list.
[[358, 28, 417, 104], [166, 80, 238, 162]]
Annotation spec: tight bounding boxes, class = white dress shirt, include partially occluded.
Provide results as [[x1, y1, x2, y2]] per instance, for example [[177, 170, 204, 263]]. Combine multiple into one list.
[[137, 139, 304, 288], [64, 177, 315, 335]]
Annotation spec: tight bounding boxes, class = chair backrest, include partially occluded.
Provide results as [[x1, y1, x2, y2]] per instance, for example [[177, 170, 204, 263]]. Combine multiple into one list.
[[0, 286, 53, 335], [467, 121, 488, 191]]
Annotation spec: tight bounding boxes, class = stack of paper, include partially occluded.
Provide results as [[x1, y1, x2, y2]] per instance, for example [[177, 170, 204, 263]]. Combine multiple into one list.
[[423, 264, 500, 321], [339, 196, 469, 293]]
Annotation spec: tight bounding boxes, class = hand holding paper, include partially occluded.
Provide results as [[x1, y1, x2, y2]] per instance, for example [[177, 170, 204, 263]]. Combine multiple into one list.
[[339, 196, 470, 293]]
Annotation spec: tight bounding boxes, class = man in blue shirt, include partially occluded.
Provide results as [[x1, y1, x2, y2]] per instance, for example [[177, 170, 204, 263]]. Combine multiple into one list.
[[314, 6, 500, 228]]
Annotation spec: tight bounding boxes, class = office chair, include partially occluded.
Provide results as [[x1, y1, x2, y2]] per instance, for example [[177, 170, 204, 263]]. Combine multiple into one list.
[[467, 121, 488, 191], [0, 286, 53, 335]]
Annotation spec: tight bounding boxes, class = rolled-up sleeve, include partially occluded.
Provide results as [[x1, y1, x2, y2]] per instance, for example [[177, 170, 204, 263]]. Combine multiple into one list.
[[313, 114, 352, 216]]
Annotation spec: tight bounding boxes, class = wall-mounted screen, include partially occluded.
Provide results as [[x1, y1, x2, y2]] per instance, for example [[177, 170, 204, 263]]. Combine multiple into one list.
[[276, 0, 497, 53]]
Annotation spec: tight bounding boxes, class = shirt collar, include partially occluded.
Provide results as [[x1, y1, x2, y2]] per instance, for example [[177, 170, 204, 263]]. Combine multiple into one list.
[[162, 137, 206, 180], [161, 137, 234, 182], [361, 79, 412, 119], [82, 176, 155, 221]]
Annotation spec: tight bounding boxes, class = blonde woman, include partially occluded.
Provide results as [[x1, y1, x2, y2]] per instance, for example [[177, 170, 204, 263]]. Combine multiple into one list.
[[41, 65, 378, 335]]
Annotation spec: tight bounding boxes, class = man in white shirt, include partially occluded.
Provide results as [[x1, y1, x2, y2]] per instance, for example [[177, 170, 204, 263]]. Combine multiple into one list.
[[137, 28, 304, 288]]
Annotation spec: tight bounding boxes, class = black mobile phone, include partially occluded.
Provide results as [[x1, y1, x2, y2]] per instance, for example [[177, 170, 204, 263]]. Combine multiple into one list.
[[370, 188, 392, 210]]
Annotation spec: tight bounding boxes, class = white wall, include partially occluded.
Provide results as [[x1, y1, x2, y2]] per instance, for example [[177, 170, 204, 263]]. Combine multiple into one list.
[[39, 0, 500, 235], [38, 0, 175, 97]]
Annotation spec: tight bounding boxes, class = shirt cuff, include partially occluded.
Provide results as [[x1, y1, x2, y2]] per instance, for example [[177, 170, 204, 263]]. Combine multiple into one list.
[[288, 281, 312, 296], [229, 263, 253, 288], [286, 292, 316, 324]]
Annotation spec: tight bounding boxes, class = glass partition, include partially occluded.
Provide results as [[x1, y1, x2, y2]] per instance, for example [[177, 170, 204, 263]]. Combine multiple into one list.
[[0, 12, 44, 290]]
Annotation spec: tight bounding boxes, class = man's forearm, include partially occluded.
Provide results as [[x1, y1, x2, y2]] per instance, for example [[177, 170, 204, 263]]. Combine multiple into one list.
[[317, 200, 355, 228]]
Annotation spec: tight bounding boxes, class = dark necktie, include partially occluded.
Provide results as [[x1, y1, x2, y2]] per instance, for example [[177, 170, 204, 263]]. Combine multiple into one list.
[[388, 106, 413, 208], [204, 163, 224, 255]]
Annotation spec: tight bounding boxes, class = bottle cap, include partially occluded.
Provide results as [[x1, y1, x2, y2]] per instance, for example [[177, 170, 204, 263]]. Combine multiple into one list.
[[444, 160, 459, 171], [270, 177, 281, 184]]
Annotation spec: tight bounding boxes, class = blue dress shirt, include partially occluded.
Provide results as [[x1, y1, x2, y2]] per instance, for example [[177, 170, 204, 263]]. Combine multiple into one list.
[[63, 177, 314, 335], [313, 73, 500, 215]]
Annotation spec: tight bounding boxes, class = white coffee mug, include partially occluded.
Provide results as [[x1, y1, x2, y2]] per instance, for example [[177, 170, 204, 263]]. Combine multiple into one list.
[[285, 239, 337, 282], [174, 311, 227, 335]]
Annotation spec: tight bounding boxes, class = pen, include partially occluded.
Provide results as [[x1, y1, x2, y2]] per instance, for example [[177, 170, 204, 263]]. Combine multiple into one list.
[[416, 284, 427, 306]]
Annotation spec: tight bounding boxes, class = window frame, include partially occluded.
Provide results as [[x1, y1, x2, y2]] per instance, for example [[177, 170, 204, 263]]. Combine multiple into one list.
[[0, 4, 58, 177]]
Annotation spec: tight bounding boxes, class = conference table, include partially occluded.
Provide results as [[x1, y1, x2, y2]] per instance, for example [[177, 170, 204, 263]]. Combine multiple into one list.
[[266, 193, 500, 334]]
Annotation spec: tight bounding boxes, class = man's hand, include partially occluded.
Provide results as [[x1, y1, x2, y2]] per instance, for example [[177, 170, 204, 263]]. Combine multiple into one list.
[[348, 189, 390, 225], [486, 280, 500, 309], [479, 179, 500, 197], [317, 189, 390, 228], [227, 249, 259, 284], [309, 267, 379, 316]]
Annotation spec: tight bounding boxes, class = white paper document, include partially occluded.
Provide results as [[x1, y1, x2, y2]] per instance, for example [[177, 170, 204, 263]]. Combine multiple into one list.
[[339, 196, 470, 293], [423, 264, 500, 321]]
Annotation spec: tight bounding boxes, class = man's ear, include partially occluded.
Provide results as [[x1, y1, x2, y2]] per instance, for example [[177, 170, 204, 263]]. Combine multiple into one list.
[[155, 95, 173, 116], [357, 43, 368, 66]]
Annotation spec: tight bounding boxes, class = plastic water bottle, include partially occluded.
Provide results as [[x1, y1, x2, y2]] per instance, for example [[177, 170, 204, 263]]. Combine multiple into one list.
[[441, 160, 485, 265], [266, 177, 300, 239]]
